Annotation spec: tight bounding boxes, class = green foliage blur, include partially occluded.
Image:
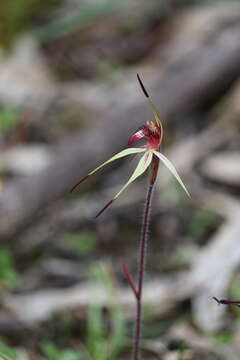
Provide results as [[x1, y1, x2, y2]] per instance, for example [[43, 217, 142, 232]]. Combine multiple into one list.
[[0, 0, 59, 49], [187, 208, 219, 240], [41, 263, 125, 360], [42, 342, 84, 360], [0, 246, 18, 289], [86, 263, 125, 360], [0, 341, 18, 360], [177, 340, 186, 360], [64, 231, 97, 255], [0, 107, 18, 134]]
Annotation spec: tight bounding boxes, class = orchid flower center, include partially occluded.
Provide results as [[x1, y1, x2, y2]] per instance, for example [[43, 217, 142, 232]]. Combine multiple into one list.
[[145, 121, 161, 150], [128, 121, 162, 150]]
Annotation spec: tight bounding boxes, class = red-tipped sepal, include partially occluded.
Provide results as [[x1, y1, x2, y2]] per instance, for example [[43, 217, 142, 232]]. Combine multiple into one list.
[[70, 175, 90, 192], [71, 148, 145, 193], [96, 199, 114, 218], [96, 151, 153, 217]]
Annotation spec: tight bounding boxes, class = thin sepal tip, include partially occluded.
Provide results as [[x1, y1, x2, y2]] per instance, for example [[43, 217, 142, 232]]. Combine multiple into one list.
[[70, 175, 89, 192], [137, 74, 149, 98], [96, 199, 114, 218]]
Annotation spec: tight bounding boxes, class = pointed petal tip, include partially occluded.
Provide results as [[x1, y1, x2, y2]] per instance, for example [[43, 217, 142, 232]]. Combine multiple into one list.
[[153, 151, 191, 199], [137, 74, 149, 98]]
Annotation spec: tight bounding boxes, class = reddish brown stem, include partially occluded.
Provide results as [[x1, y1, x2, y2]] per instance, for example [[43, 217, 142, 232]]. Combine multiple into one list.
[[150, 155, 160, 185], [122, 262, 138, 299], [132, 182, 154, 360]]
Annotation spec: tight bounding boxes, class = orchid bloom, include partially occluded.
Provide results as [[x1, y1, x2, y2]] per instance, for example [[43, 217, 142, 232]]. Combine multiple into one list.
[[71, 74, 190, 217]]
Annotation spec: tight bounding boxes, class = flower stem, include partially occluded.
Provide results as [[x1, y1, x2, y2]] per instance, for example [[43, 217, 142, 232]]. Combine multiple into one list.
[[132, 182, 154, 360]]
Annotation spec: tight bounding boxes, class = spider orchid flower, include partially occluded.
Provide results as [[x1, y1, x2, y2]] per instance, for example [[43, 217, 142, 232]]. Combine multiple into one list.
[[71, 74, 190, 217]]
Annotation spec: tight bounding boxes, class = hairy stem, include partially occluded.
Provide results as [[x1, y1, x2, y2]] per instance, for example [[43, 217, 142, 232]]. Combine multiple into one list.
[[132, 182, 154, 360]]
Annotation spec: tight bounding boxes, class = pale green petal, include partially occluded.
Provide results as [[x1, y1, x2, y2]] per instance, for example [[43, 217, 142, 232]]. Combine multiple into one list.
[[89, 148, 145, 176], [153, 151, 191, 198], [113, 151, 153, 200]]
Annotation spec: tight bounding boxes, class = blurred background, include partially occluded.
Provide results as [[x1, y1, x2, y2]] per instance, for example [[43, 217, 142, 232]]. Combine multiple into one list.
[[0, 0, 240, 359]]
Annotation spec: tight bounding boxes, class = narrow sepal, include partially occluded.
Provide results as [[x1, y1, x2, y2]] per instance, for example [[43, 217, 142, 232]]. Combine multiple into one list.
[[113, 151, 153, 200], [71, 148, 145, 192], [137, 74, 163, 142], [137, 74, 149, 98], [89, 148, 146, 176], [153, 151, 191, 198], [95, 151, 152, 217]]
